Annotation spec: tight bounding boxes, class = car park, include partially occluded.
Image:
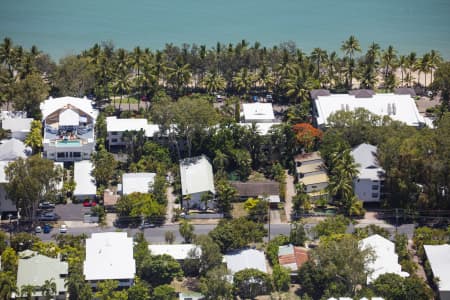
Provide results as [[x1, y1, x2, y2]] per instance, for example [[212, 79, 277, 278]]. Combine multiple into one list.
[[60, 224, 68, 233], [38, 212, 59, 221]]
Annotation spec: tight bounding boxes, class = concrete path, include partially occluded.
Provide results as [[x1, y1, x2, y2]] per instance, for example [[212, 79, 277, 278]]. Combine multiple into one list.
[[165, 185, 177, 224], [270, 209, 281, 224], [284, 170, 295, 222]]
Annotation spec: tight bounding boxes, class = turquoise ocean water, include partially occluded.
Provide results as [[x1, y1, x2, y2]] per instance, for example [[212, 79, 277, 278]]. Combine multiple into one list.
[[1, 0, 449, 60]]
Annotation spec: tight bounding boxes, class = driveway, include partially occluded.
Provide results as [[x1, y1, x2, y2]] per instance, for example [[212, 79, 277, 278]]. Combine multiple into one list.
[[284, 170, 295, 222], [54, 203, 91, 221]]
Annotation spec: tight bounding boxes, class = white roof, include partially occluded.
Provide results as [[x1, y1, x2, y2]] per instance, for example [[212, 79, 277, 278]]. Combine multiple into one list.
[[73, 160, 96, 197], [424, 244, 450, 291], [239, 122, 279, 135], [84, 232, 136, 281], [106, 116, 160, 138], [180, 155, 215, 195], [122, 172, 156, 195], [224, 248, 267, 274], [351, 143, 384, 180], [1, 118, 33, 133], [40, 96, 98, 120], [314, 93, 425, 127], [242, 103, 275, 122], [0, 139, 30, 160], [148, 244, 201, 260], [360, 234, 409, 284], [59, 109, 79, 126]]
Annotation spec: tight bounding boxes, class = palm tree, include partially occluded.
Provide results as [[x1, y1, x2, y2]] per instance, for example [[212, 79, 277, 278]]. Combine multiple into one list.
[[232, 67, 255, 96], [0, 271, 16, 300], [417, 53, 431, 87], [129, 46, 144, 109], [20, 284, 35, 300], [283, 64, 315, 103], [0, 37, 15, 76], [41, 278, 57, 300], [167, 60, 191, 97], [398, 55, 407, 86], [213, 149, 229, 176], [258, 64, 275, 93], [381, 45, 398, 81], [310, 48, 328, 82], [202, 71, 226, 95], [341, 35, 362, 88], [428, 50, 442, 84], [406, 52, 417, 87], [113, 70, 130, 112]]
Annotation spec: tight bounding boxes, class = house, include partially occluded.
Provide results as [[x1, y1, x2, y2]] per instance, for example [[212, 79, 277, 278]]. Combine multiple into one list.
[[121, 172, 156, 195], [278, 244, 309, 274], [351, 144, 384, 202], [0, 139, 31, 216], [84, 232, 136, 287], [148, 244, 201, 261], [41, 96, 98, 162], [180, 155, 215, 210], [179, 292, 204, 300], [224, 248, 267, 274], [230, 181, 279, 201], [0, 111, 33, 141], [359, 234, 409, 284], [106, 116, 161, 147], [13, 250, 68, 300], [242, 103, 276, 123], [312, 91, 425, 128], [294, 152, 329, 201], [423, 244, 450, 300], [73, 160, 96, 201]]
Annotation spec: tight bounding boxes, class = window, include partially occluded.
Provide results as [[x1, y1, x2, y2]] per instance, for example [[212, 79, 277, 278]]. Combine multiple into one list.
[[111, 138, 118, 143], [73, 152, 81, 158], [372, 185, 379, 190], [111, 131, 119, 136], [372, 193, 379, 198], [57, 152, 65, 158]]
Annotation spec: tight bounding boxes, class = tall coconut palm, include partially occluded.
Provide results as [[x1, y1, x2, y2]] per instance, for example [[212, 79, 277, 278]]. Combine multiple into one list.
[[41, 279, 57, 300], [0, 37, 15, 76], [310, 48, 328, 83], [283, 64, 316, 103], [167, 60, 191, 97], [20, 284, 35, 300], [129, 46, 144, 109], [398, 55, 407, 86], [202, 71, 226, 95], [341, 35, 362, 88], [418, 53, 432, 87], [381, 45, 398, 81], [406, 52, 417, 87], [232, 67, 255, 96], [428, 50, 442, 84], [258, 64, 275, 93]]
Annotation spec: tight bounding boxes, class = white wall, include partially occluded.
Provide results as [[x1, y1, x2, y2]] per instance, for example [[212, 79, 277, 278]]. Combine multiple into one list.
[[354, 178, 381, 202], [182, 192, 216, 210], [304, 182, 328, 193], [0, 184, 17, 213]]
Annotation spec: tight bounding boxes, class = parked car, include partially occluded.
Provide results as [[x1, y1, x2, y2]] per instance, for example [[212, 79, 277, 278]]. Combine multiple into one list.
[[139, 221, 156, 229], [35, 226, 42, 234], [43, 224, 52, 234], [39, 202, 55, 209], [83, 200, 97, 207], [38, 212, 59, 221], [60, 224, 68, 233]]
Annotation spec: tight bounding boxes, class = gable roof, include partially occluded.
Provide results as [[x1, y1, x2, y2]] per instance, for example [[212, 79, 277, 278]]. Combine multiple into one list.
[[59, 109, 80, 126], [106, 116, 161, 137], [40, 96, 98, 120], [351, 144, 384, 180], [148, 244, 202, 260], [1, 118, 33, 133], [242, 103, 275, 122], [122, 172, 156, 195], [73, 160, 96, 197], [180, 155, 215, 195], [424, 244, 450, 292], [360, 234, 409, 284], [348, 89, 375, 98], [16, 251, 68, 297], [230, 181, 279, 197], [84, 232, 136, 281], [314, 93, 424, 127], [224, 248, 267, 274], [0, 139, 30, 161]]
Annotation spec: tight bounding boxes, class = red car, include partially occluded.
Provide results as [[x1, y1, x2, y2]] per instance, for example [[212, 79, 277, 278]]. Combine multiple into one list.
[[83, 200, 97, 207]]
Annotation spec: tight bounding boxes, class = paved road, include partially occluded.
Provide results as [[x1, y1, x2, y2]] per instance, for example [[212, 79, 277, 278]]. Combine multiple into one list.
[[35, 222, 416, 244]]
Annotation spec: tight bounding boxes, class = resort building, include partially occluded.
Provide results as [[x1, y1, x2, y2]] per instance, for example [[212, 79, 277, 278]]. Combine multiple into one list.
[[84, 232, 136, 288], [423, 244, 450, 300], [239, 102, 280, 135], [311, 90, 425, 128], [0, 111, 33, 141], [351, 144, 384, 203], [106, 116, 160, 147], [0, 139, 31, 216], [14, 250, 68, 300], [121, 172, 156, 195], [179, 155, 215, 210], [41, 96, 98, 162], [294, 152, 329, 201], [359, 234, 409, 284], [73, 160, 96, 201], [148, 244, 202, 261]]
